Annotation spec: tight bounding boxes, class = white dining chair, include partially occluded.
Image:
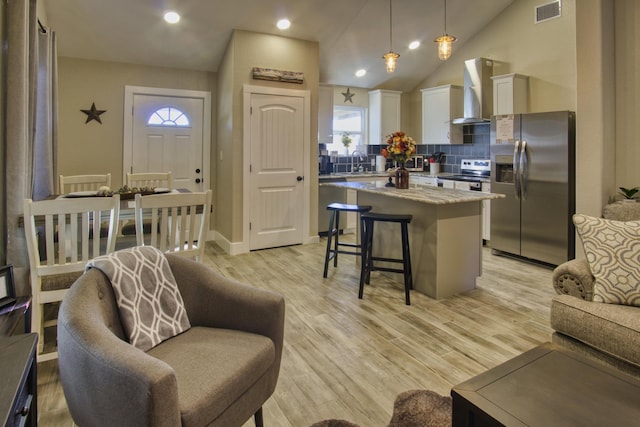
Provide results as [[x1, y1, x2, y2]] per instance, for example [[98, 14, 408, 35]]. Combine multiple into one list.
[[126, 172, 173, 189], [58, 173, 112, 194], [134, 190, 211, 261], [121, 172, 174, 236], [23, 194, 120, 361]]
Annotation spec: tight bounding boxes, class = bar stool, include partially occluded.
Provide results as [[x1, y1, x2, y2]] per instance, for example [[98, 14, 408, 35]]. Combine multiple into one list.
[[359, 212, 413, 305], [323, 202, 372, 278]]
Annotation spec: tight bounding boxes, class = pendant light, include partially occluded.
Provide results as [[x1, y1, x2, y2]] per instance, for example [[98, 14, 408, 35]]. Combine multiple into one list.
[[382, 0, 399, 73], [434, 0, 456, 61]]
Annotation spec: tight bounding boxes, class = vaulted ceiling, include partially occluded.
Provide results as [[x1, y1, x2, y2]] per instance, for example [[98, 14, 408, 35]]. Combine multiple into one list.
[[44, 0, 515, 92]]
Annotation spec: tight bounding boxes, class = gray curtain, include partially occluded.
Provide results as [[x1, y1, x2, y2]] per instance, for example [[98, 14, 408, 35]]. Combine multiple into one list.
[[5, 0, 57, 296], [33, 27, 58, 200]]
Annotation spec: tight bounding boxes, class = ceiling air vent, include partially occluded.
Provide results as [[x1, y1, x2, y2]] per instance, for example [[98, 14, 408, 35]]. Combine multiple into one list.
[[535, 1, 561, 24]]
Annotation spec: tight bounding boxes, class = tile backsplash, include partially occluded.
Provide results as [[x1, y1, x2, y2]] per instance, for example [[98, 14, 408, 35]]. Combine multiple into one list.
[[331, 123, 491, 174]]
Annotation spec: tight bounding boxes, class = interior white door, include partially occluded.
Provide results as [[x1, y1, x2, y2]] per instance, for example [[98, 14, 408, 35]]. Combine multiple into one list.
[[131, 95, 204, 192], [249, 94, 304, 250]]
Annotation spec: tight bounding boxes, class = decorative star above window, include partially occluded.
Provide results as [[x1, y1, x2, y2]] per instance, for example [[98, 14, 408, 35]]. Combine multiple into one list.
[[341, 88, 355, 103], [81, 102, 106, 124]]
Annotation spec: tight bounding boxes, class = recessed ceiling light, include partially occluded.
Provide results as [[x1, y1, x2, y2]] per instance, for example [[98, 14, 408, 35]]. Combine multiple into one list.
[[409, 40, 421, 50], [164, 11, 180, 24], [355, 69, 367, 77], [277, 19, 291, 30]]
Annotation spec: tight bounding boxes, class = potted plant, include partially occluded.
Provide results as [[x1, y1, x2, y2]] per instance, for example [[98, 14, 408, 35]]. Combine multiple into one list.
[[618, 186, 639, 202], [341, 132, 352, 154]]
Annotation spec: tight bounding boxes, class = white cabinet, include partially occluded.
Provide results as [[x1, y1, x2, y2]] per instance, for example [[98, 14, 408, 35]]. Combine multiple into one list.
[[491, 74, 529, 115], [421, 85, 463, 145], [369, 90, 401, 145], [318, 84, 334, 144]]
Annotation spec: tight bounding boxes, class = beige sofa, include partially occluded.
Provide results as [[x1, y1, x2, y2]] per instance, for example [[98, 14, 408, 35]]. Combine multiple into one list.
[[550, 202, 640, 378]]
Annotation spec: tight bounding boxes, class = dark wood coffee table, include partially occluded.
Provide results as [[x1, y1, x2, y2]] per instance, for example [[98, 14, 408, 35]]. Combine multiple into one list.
[[452, 342, 640, 426]]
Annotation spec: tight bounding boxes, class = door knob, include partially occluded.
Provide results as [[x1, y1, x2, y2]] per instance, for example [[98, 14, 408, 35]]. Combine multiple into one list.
[[195, 178, 201, 184], [195, 168, 201, 173], [297, 176, 304, 181]]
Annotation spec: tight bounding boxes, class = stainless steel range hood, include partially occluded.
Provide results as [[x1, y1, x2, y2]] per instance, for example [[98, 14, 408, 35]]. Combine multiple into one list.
[[452, 58, 494, 124]]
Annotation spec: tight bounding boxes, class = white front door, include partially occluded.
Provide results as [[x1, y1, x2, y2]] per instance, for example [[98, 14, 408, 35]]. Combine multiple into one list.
[[249, 93, 305, 250], [124, 87, 211, 192]]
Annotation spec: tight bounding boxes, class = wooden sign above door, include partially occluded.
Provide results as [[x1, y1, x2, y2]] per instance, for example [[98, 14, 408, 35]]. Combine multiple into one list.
[[251, 67, 304, 84]]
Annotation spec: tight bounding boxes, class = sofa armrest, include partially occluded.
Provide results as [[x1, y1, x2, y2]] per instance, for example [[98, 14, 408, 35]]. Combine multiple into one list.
[[552, 259, 595, 301], [58, 270, 182, 427]]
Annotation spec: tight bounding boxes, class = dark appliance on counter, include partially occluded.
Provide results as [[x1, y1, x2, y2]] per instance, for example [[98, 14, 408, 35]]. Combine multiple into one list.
[[490, 111, 576, 266], [318, 143, 333, 175]]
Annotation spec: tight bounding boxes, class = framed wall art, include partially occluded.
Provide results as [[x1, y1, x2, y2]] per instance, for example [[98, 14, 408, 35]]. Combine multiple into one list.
[[0, 265, 16, 309]]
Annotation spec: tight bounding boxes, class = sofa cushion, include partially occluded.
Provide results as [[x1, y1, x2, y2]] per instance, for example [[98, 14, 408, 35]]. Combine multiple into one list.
[[86, 246, 190, 351], [551, 294, 640, 368], [573, 214, 640, 306], [147, 326, 275, 427]]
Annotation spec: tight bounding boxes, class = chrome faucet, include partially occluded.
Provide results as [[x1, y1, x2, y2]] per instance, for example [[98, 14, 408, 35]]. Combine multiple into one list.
[[351, 150, 366, 173]]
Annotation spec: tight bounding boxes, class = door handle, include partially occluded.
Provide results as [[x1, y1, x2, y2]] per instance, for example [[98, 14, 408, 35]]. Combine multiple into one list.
[[296, 176, 304, 182], [520, 140, 528, 200], [195, 168, 201, 174], [195, 178, 201, 184], [513, 140, 521, 200]]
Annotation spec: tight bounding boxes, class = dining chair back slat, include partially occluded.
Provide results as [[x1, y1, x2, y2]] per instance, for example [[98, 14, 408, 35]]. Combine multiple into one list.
[[126, 172, 173, 189], [59, 174, 112, 194], [24, 195, 120, 361], [134, 190, 211, 262]]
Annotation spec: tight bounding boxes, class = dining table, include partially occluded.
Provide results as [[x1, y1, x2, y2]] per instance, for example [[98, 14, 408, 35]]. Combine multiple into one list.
[[18, 188, 191, 228]]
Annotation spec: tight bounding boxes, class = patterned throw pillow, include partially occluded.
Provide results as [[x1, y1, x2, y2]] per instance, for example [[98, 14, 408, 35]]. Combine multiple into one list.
[[573, 214, 640, 306], [86, 246, 191, 351]]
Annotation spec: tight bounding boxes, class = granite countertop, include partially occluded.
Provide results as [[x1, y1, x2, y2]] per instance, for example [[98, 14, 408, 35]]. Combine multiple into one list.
[[318, 172, 390, 180], [321, 181, 504, 205]]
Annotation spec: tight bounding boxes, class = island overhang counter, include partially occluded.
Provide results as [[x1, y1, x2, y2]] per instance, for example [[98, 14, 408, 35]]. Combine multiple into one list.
[[321, 181, 504, 300]]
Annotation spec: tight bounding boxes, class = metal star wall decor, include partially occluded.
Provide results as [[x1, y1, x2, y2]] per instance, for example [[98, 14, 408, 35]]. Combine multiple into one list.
[[81, 102, 106, 124], [342, 88, 355, 103]]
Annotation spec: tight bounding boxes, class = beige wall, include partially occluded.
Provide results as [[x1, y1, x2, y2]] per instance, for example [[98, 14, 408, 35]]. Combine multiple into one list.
[[216, 30, 319, 243], [57, 58, 216, 190], [0, 2, 5, 264], [408, 0, 577, 140], [615, 0, 640, 191]]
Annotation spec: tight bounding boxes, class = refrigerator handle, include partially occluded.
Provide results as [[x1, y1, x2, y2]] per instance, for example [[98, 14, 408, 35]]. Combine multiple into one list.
[[520, 140, 528, 199], [513, 140, 521, 200]]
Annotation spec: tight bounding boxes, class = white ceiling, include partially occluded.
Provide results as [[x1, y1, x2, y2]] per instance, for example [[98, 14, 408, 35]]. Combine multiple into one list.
[[44, 0, 515, 92]]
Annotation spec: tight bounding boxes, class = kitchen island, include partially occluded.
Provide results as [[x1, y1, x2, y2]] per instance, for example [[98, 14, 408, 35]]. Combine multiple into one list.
[[322, 181, 504, 299]]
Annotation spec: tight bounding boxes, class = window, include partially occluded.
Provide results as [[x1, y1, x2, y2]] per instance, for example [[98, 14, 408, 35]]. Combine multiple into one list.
[[326, 106, 367, 154], [147, 107, 190, 127]]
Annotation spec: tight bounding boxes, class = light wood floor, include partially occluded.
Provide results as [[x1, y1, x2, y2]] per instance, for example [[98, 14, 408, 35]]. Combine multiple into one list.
[[37, 237, 555, 427]]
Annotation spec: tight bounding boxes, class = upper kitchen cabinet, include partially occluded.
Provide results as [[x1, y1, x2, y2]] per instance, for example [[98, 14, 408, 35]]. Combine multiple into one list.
[[369, 89, 401, 144], [491, 74, 529, 115], [421, 85, 463, 145], [318, 84, 334, 144]]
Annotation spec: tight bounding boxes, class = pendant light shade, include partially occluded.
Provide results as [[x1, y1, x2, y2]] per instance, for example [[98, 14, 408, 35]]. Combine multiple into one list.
[[434, 0, 456, 60], [383, 51, 400, 73], [382, 0, 399, 73]]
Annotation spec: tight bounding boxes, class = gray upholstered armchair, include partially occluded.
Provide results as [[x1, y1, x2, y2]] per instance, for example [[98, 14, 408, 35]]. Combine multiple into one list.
[[57, 253, 285, 427]]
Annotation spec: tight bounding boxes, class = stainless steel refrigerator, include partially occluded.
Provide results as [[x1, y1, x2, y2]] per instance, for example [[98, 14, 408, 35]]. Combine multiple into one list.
[[490, 111, 576, 266]]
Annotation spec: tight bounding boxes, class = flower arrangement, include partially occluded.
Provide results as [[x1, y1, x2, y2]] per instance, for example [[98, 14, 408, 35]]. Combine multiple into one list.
[[382, 131, 417, 164], [341, 131, 352, 149]]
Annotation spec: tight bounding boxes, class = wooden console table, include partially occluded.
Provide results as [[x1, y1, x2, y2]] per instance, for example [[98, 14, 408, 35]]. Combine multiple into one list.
[[452, 342, 640, 426], [0, 334, 38, 427]]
